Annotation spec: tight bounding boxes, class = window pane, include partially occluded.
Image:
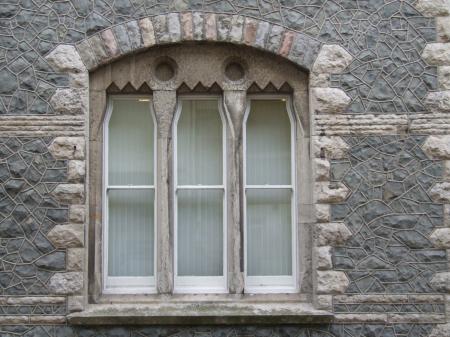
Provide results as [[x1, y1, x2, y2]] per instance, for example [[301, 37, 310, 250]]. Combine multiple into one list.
[[177, 100, 222, 185], [108, 99, 154, 185], [108, 189, 154, 277], [246, 100, 291, 185], [177, 189, 223, 276], [247, 189, 292, 276]]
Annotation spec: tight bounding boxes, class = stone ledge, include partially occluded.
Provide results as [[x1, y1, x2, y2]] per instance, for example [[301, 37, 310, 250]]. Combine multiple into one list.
[[67, 302, 333, 325]]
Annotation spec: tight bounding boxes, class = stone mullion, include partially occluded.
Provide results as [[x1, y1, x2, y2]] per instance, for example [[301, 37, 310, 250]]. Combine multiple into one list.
[[223, 90, 246, 294], [153, 90, 177, 294]]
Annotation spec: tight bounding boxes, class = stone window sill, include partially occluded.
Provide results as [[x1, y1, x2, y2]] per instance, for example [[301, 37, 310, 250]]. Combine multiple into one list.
[[68, 302, 333, 325]]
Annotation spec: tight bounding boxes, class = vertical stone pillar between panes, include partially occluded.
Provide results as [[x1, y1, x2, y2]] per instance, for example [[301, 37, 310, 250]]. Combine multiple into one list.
[[223, 90, 246, 294], [153, 90, 177, 294]]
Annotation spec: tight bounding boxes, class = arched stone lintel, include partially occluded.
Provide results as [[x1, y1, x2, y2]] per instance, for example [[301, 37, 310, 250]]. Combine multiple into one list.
[[72, 12, 322, 73]]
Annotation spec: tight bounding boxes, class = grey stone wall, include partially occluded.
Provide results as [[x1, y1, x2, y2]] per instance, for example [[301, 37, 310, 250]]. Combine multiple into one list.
[[0, 0, 450, 336]]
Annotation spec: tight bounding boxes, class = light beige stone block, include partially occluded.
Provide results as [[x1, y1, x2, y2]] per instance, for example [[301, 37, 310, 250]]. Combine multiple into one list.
[[47, 224, 84, 248], [312, 136, 349, 159], [315, 246, 332, 270], [423, 135, 450, 159], [316, 222, 352, 246], [415, 0, 450, 16], [430, 228, 450, 248], [69, 205, 85, 223], [430, 272, 450, 292], [49, 137, 85, 160], [315, 204, 330, 223], [52, 184, 85, 204], [45, 44, 86, 73], [315, 182, 349, 203], [67, 248, 84, 271], [422, 43, 450, 66], [437, 16, 450, 42], [314, 158, 330, 181], [313, 44, 353, 74], [425, 91, 450, 113], [430, 182, 450, 202], [430, 323, 450, 337], [139, 18, 156, 47], [50, 88, 87, 115], [311, 88, 351, 114], [68, 160, 86, 183], [48, 272, 84, 295], [317, 271, 349, 294]]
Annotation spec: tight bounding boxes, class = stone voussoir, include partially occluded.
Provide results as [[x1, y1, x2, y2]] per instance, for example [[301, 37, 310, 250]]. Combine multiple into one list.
[[48, 272, 84, 295], [52, 184, 85, 204], [316, 222, 352, 246], [47, 224, 84, 248], [49, 137, 85, 160], [315, 182, 350, 203], [316, 270, 349, 294]]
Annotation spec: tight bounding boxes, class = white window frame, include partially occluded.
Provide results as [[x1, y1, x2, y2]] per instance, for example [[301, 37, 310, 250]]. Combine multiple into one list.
[[103, 95, 157, 294], [173, 95, 228, 294], [243, 95, 298, 294]]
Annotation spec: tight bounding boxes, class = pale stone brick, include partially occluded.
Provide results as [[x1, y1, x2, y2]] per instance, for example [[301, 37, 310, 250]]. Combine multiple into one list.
[[69, 205, 85, 224], [437, 16, 450, 42], [430, 323, 450, 337], [313, 44, 353, 74], [315, 204, 330, 223], [315, 182, 349, 203], [423, 135, 450, 159], [67, 248, 84, 271], [68, 296, 84, 313], [101, 29, 119, 57], [422, 43, 450, 66], [278, 31, 294, 57], [52, 184, 85, 204], [311, 88, 351, 114], [49, 137, 85, 160], [254, 21, 270, 49], [438, 66, 450, 89], [430, 182, 450, 202], [425, 91, 450, 113], [167, 13, 181, 42], [315, 246, 332, 270], [430, 228, 450, 248], [46, 45, 86, 74], [139, 18, 156, 47], [48, 272, 84, 295], [88, 35, 108, 63], [193, 12, 204, 40], [415, 0, 450, 16], [316, 222, 352, 246], [205, 13, 217, 41], [50, 88, 87, 115], [47, 224, 84, 248], [430, 272, 450, 292], [180, 12, 193, 40], [68, 160, 85, 183], [229, 15, 244, 43], [312, 136, 349, 159], [314, 158, 330, 181], [317, 271, 349, 294], [243, 17, 258, 45]]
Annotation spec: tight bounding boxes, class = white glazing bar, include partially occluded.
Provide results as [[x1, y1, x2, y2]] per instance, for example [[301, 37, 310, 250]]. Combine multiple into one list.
[[245, 185, 292, 189], [177, 185, 224, 190], [107, 185, 155, 190]]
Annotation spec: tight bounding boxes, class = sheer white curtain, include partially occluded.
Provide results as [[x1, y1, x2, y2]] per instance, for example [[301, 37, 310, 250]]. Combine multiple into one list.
[[176, 99, 224, 279], [245, 99, 293, 279], [107, 98, 155, 279]]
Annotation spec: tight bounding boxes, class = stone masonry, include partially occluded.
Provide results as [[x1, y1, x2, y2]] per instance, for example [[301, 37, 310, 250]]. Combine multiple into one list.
[[0, 0, 450, 336]]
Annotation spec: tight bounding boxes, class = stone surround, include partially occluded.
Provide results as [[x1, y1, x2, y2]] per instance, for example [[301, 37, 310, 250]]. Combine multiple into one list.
[[0, 0, 449, 336]]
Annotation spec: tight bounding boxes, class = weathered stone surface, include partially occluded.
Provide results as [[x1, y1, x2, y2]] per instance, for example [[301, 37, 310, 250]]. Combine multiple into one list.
[[311, 88, 351, 114], [67, 160, 85, 183], [48, 272, 83, 295], [422, 135, 450, 159], [180, 12, 193, 40], [422, 43, 450, 66], [315, 295, 332, 310], [437, 17, 450, 42], [167, 13, 181, 42], [45, 45, 86, 73], [316, 222, 352, 246], [312, 136, 349, 159], [101, 29, 119, 57], [430, 228, 450, 248], [229, 15, 244, 43], [429, 182, 450, 202], [317, 271, 349, 294], [69, 205, 85, 223], [205, 13, 217, 41], [425, 91, 450, 112], [50, 88, 87, 115], [52, 184, 85, 204], [415, 0, 450, 16], [5, 296, 65, 305], [315, 246, 332, 270], [47, 224, 84, 248], [29, 316, 66, 324], [67, 248, 84, 271], [49, 137, 85, 160], [68, 295, 84, 313], [430, 272, 450, 292], [139, 18, 156, 47], [314, 158, 330, 181], [315, 182, 349, 203], [438, 66, 450, 89], [313, 45, 353, 74], [315, 204, 330, 223], [430, 323, 450, 337]]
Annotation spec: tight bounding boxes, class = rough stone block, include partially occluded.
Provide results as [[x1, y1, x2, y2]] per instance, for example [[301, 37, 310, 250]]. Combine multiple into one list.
[[69, 205, 85, 223], [88, 35, 109, 64], [29, 316, 66, 324], [278, 31, 294, 57], [180, 12, 193, 40], [67, 248, 84, 271], [430, 228, 450, 248], [167, 13, 181, 42], [423, 135, 450, 159], [254, 21, 270, 49], [312, 136, 349, 159], [45, 45, 86, 74], [315, 204, 330, 223], [243, 17, 258, 46], [415, 0, 450, 16], [68, 295, 84, 313], [430, 272, 450, 292], [49, 137, 85, 160], [422, 43, 450, 66], [317, 271, 349, 294], [48, 272, 83, 295], [314, 158, 330, 181], [192, 12, 204, 40], [315, 246, 332, 270], [139, 18, 156, 47], [205, 13, 217, 41], [68, 160, 85, 183], [437, 17, 450, 42], [438, 66, 450, 89], [52, 184, 85, 204], [430, 182, 450, 202], [316, 222, 352, 246], [313, 44, 353, 74], [229, 15, 244, 43], [47, 224, 84, 248], [315, 295, 333, 310], [311, 88, 351, 114], [76, 40, 97, 70], [315, 182, 349, 203], [101, 29, 119, 58], [430, 323, 450, 337], [50, 88, 87, 115], [425, 91, 450, 112]]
